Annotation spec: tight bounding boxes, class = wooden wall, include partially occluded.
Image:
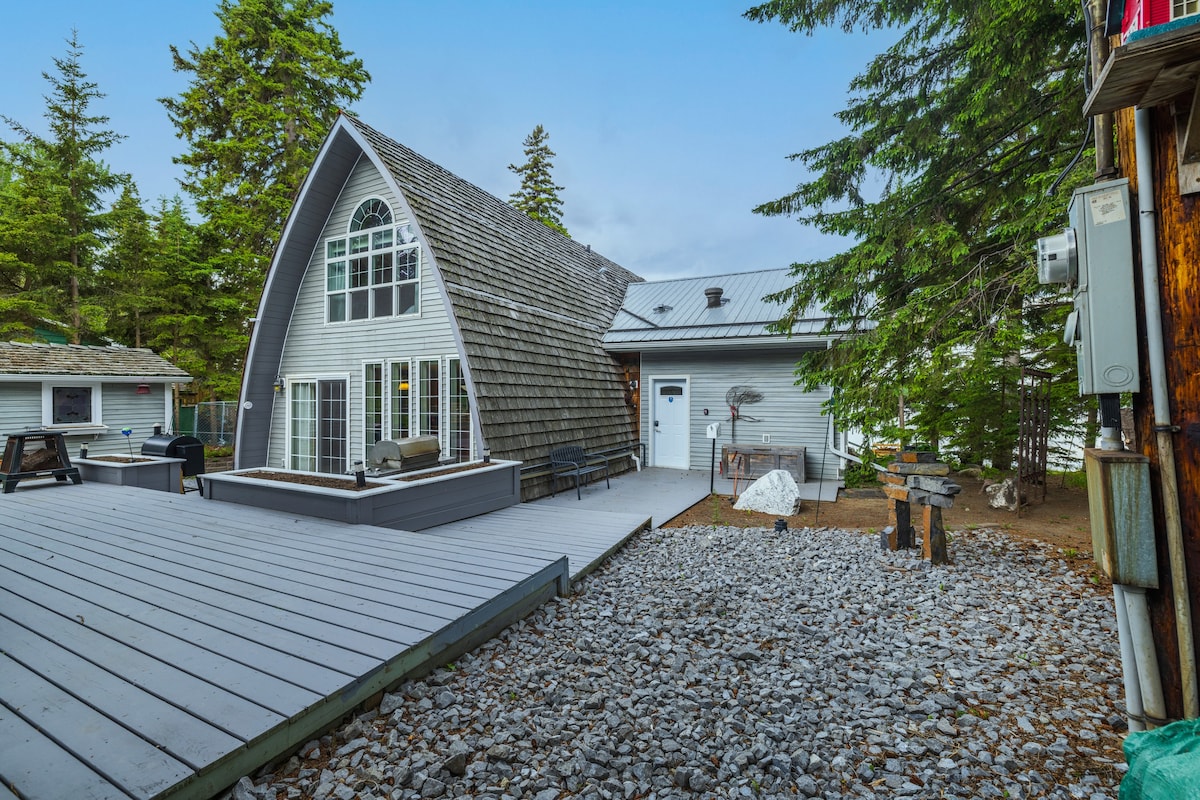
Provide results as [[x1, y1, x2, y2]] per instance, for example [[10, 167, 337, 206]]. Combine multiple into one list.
[[1118, 102, 1200, 720]]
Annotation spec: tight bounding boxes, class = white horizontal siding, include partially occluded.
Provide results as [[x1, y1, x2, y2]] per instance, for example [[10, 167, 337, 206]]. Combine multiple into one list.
[[640, 350, 837, 480], [271, 160, 458, 468]]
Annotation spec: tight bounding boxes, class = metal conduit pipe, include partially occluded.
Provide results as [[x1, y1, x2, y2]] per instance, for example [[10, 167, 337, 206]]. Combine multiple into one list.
[[1135, 107, 1200, 718], [1123, 585, 1168, 727], [1114, 584, 1149, 731]]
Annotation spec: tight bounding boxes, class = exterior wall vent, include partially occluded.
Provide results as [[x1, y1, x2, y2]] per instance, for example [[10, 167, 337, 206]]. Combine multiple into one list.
[[705, 287, 725, 308]]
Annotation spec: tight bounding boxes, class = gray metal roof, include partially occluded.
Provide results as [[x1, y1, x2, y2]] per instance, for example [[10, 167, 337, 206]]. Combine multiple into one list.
[[603, 269, 840, 350], [0, 342, 191, 380]]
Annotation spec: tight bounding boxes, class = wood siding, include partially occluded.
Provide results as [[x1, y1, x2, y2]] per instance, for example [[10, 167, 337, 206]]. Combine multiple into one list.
[[639, 350, 836, 480], [0, 381, 177, 457], [269, 160, 458, 468], [1119, 103, 1200, 720]]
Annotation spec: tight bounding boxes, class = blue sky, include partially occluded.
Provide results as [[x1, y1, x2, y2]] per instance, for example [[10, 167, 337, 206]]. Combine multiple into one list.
[[2, 1, 886, 281]]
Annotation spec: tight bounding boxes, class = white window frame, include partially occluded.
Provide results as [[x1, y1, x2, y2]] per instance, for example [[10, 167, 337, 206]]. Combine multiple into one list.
[[41, 381, 105, 432], [358, 356, 473, 462], [285, 374, 351, 473], [324, 197, 421, 325], [1173, 0, 1199, 19]]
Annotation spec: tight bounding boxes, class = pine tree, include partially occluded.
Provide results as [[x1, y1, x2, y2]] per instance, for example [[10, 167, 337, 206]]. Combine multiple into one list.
[[508, 125, 569, 236], [0, 30, 122, 343], [745, 0, 1094, 463], [98, 181, 159, 348], [161, 0, 370, 394]]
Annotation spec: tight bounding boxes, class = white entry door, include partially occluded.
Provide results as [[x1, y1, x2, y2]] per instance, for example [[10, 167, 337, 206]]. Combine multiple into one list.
[[652, 379, 689, 468]]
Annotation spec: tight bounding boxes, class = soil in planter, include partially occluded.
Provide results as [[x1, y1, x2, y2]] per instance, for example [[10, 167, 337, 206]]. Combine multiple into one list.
[[87, 456, 154, 463], [238, 470, 387, 491], [394, 462, 490, 481]]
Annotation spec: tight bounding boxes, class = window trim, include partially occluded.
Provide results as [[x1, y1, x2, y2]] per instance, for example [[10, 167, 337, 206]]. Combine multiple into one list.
[[284, 373, 351, 473], [41, 381, 104, 431], [324, 197, 421, 326]]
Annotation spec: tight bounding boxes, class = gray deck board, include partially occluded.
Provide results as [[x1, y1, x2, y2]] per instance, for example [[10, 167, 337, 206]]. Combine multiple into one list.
[[2, 523, 426, 660], [0, 616, 245, 767], [0, 477, 671, 800], [3, 655, 194, 799], [0, 706, 129, 800]]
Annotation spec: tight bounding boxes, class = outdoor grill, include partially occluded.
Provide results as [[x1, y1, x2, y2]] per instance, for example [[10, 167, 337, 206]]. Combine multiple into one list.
[[367, 435, 443, 474], [141, 429, 206, 490]]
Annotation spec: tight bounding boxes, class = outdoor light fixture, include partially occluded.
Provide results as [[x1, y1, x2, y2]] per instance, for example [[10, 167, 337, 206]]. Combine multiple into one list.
[[774, 519, 788, 533], [135, 383, 151, 395], [273, 376, 285, 393], [353, 460, 366, 488], [483, 447, 491, 464]]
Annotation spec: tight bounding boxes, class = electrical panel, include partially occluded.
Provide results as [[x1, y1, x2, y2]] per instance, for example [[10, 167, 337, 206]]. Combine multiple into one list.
[[1037, 179, 1140, 396]]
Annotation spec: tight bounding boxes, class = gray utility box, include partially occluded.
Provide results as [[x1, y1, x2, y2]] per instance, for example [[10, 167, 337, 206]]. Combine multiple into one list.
[[1085, 448, 1157, 588], [1039, 179, 1141, 396]]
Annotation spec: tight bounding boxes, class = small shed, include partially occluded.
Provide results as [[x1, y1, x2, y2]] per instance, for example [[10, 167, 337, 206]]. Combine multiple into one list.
[[603, 269, 853, 482], [0, 342, 191, 456]]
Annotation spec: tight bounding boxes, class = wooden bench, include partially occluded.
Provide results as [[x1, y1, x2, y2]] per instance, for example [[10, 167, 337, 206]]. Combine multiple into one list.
[[549, 445, 610, 499]]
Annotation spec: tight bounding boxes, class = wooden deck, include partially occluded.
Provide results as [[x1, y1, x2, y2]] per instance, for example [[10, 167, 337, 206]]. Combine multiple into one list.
[[0, 481, 650, 800]]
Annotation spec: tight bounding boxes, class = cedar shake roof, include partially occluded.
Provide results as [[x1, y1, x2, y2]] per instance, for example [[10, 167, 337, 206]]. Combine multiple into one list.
[[343, 115, 643, 463], [0, 342, 191, 380]]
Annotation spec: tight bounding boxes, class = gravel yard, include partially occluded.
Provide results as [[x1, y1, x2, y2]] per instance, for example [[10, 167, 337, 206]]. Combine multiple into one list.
[[237, 524, 1126, 800]]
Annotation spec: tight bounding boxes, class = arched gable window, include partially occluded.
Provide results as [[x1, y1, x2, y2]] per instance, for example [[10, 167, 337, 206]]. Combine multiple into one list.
[[350, 198, 392, 232], [325, 198, 420, 323]]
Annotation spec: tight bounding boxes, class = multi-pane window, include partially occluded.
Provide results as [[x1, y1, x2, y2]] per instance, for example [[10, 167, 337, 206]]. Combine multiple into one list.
[[418, 359, 440, 437], [289, 378, 347, 473], [448, 358, 471, 462], [50, 386, 95, 425], [290, 383, 317, 471], [326, 199, 419, 323], [364, 363, 383, 448], [1173, 0, 1199, 17], [390, 362, 411, 439]]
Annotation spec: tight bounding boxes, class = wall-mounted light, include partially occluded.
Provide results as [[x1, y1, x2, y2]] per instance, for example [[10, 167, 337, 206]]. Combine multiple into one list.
[[135, 383, 151, 395], [273, 376, 285, 393]]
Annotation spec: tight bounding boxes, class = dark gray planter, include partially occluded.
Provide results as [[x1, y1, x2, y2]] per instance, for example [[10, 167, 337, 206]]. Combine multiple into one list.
[[201, 460, 520, 530], [75, 456, 185, 493]]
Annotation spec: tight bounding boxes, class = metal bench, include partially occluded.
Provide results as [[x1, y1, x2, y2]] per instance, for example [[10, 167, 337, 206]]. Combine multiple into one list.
[[549, 445, 610, 500]]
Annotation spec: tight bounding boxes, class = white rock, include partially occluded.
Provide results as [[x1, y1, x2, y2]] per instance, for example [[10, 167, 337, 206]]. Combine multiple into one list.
[[733, 469, 801, 516]]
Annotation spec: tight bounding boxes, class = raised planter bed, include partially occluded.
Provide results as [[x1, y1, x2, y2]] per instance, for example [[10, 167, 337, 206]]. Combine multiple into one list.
[[75, 455, 185, 493], [200, 460, 521, 530]]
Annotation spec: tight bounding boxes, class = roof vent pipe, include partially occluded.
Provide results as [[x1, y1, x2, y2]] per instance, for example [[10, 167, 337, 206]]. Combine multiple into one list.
[[704, 287, 724, 308]]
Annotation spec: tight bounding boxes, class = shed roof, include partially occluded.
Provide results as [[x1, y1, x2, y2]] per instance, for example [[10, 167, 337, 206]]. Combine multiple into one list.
[[0, 342, 191, 380], [603, 269, 842, 351]]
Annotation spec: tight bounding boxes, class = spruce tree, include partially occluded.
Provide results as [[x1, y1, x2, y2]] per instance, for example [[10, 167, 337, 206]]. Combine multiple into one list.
[[508, 125, 569, 236], [745, 0, 1094, 463], [0, 30, 122, 343], [161, 0, 369, 394]]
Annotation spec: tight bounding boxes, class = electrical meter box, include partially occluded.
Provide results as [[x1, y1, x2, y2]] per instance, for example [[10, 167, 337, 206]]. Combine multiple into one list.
[[1037, 179, 1140, 396], [1085, 448, 1157, 588]]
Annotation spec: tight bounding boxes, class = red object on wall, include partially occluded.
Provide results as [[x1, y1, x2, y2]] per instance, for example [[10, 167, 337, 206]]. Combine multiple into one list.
[[1121, 0, 1190, 39]]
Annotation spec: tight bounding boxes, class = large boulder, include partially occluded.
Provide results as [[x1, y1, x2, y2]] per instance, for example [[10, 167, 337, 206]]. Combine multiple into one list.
[[985, 477, 1021, 511], [734, 469, 801, 516]]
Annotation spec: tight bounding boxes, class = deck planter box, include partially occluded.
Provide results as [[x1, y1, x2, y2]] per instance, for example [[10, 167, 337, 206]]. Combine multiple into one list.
[[200, 460, 520, 530], [75, 455, 185, 493]]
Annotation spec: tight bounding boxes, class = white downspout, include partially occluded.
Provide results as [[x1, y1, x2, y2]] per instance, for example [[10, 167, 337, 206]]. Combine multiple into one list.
[[1123, 585, 1168, 728], [1113, 584, 1148, 731], [1135, 107, 1199, 719]]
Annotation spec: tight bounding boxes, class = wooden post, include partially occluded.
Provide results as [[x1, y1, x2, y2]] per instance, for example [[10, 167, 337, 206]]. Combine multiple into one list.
[[922, 504, 949, 565]]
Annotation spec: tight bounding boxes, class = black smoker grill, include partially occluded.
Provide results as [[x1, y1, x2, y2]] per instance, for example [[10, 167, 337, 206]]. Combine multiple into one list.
[[142, 429, 206, 492]]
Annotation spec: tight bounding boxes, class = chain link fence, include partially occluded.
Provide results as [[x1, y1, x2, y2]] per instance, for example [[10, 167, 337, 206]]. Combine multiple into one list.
[[179, 401, 238, 447]]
